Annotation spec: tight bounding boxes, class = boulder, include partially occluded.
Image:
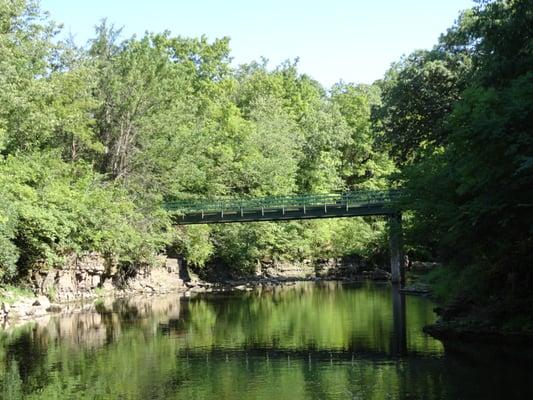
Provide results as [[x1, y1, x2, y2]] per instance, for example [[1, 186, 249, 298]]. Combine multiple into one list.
[[371, 268, 391, 281], [32, 296, 51, 309], [165, 257, 179, 274]]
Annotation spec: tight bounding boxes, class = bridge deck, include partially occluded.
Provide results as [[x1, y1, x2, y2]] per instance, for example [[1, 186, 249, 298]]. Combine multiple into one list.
[[165, 190, 401, 224]]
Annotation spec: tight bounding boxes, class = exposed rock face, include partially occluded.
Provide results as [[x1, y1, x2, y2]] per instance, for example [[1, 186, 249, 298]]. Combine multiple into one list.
[[315, 258, 359, 279], [258, 258, 359, 280], [2, 253, 396, 326], [28, 253, 185, 303], [262, 260, 315, 279], [2, 254, 185, 326]]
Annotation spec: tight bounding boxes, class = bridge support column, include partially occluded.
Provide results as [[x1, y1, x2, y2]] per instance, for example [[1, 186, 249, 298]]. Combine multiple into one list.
[[389, 212, 404, 284]]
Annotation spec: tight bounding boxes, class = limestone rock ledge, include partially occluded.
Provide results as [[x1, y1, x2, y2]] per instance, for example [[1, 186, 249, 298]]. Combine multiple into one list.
[[259, 258, 360, 280], [28, 253, 184, 303], [1, 254, 185, 326]]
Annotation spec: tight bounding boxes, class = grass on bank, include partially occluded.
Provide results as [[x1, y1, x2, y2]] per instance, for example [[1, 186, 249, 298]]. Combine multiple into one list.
[[420, 264, 488, 305], [0, 285, 34, 305]]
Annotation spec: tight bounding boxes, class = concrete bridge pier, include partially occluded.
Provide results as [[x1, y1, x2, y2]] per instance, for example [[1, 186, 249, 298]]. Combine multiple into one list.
[[389, 212, 404, 284]]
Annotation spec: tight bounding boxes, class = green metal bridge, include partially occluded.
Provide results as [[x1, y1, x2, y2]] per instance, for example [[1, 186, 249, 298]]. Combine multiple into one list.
[[164, 189, 403, 224], [164, 189, 405, 283]]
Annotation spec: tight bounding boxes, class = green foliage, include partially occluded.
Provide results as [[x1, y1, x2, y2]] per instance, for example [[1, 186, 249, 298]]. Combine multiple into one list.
[[0, 360, 22, 399], [0, 0, 396, 281], [0, 153, 169, 280], [175, 225, 214, 268], [0, 284, 33, 304], [421, 264, 488, 304], [376, 49, 470, 165], [331, 82, 396, 188], [0, 189, 19, 280], [379, 0, 533, 309]]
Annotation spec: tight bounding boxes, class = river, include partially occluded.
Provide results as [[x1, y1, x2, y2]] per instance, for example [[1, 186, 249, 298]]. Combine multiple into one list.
[[0, 281, 531, 399]]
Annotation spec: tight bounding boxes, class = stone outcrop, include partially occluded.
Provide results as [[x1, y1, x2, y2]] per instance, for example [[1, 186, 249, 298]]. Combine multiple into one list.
[[315, 258, 359, 279], [2, 254, 185, 326], [261, 259, 315, 279], [1, 295, 54, 323], [258, 258, 359, 280], [28, 253, 185, 303]]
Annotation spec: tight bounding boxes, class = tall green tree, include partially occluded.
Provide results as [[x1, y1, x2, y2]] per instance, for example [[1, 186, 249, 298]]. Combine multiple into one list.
[[376, 49, 471, 165], [390, 0, 533, 306]]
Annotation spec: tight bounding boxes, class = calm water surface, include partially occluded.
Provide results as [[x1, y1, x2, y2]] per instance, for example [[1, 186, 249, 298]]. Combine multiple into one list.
[[0, 281, 531, 399]]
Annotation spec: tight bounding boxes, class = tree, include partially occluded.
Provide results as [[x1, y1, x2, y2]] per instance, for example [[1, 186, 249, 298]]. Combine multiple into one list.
[[398, 0, 533, 301], [376, 49, 470, 165]]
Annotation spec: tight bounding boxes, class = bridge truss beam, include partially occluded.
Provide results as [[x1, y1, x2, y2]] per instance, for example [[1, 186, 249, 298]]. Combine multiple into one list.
[[172, 204, 396, 225], [165, 190, 405, 283]]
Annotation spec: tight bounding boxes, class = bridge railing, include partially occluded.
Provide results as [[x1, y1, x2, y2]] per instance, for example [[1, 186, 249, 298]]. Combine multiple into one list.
[[164, 189, 403, 214]]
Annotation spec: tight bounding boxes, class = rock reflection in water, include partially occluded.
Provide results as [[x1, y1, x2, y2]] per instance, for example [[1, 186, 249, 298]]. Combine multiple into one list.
[[22, 281, 412, 359], [11, 294, 183, 351]]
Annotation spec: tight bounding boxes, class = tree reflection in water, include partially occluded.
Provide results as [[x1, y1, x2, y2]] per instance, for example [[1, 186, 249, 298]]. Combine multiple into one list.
[[0, 282, 531, 400]]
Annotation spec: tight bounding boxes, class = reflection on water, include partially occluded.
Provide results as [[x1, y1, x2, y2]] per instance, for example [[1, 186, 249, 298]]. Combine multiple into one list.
[[0, 281, 531, 399], [391, 284, 407, 355]]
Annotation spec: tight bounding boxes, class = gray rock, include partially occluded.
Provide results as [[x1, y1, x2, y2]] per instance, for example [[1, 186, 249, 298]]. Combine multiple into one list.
[[371, 268, 391, 281], [145, 284, 155, 292], [91, 275, 101, 288], [165, 257, 179, 273], [41, 271, 57, 294], [33, 296, 51, 309], [58, 271, 76, 293], [102, 278, 114, 291]]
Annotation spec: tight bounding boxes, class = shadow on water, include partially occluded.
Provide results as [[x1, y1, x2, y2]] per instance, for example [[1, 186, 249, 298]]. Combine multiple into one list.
[[0, 281, 532, 399]]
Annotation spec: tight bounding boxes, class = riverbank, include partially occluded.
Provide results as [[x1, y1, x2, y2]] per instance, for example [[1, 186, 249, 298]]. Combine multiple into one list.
[[1, 253, 394, 328], [4, 261, 532, 346], [423, 293, 533, 345], [409, 265, 533, 345], [1, 275, 371, 329]]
